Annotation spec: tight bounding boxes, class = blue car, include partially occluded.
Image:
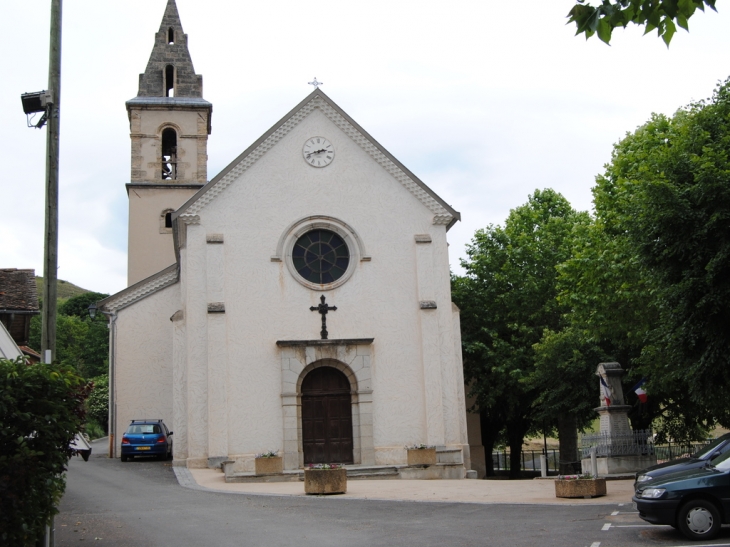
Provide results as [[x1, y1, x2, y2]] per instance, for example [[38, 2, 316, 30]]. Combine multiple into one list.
[[633, 449, 730, 540], [120, 419, 173, 462]]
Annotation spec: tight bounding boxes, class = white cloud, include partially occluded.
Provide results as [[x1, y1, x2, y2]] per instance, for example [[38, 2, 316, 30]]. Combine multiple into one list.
[[1, 0, 728, 293]]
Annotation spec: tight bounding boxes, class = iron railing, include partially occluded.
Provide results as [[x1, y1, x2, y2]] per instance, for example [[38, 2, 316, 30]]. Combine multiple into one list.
[[491, 438, 714, 472], [491, 449, 561, 473], [579, 429, 654, 458]]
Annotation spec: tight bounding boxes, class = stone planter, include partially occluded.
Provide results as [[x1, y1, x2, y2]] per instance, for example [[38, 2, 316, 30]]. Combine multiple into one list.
[[407, 448, 437, 466], [255, 456, 283, 475], [304, 468, 347, 495], [555, 478, 607, 498]]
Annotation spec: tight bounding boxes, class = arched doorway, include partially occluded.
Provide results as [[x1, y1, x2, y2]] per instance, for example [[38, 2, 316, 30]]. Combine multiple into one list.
[[301, 367, 354, 464]]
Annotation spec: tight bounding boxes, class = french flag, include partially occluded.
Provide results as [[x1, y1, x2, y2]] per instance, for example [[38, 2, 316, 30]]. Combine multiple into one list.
[[631, 378, 648, 403], [599, 376, 612, 406]]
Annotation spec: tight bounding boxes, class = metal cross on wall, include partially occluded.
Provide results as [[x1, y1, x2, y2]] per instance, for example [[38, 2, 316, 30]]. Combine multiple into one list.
[[310, 295, 337, 340]]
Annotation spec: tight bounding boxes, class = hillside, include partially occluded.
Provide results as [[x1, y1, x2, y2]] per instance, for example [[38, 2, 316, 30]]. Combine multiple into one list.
[[35, 277, 90, 302]]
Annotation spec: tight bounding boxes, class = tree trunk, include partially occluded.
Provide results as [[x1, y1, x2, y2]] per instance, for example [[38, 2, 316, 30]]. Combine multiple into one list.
[[557, 413, 579, 475], [506, 425, 526, 479], [479, 410, 501, 477]]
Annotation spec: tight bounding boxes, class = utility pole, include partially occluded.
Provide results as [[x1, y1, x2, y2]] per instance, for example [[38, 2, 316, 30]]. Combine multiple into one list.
[[41, 0, 62, 367]]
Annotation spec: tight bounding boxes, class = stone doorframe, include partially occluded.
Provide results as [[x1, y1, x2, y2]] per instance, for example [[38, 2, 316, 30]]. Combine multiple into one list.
[[276, 338, 374, 470]]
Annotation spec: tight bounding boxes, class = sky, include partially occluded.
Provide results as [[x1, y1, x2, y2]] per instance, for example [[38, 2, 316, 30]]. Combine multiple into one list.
[[1, 1, 729, 295]]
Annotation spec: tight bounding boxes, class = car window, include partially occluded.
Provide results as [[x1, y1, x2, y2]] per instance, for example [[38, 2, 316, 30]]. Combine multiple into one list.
[[711, 449, 730, 470], [694, 435, 730, 458]]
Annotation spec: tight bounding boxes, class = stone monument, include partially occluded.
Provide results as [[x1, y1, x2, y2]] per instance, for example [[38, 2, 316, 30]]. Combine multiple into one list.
[[580, 362, 656, 475]]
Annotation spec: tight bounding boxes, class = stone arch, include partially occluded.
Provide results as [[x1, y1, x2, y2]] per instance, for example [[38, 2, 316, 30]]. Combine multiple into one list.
[[297, 358, 358, 393], [278, 341, 374, 470]]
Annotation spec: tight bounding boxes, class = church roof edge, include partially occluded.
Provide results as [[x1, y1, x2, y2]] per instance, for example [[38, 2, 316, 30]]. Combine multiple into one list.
[[98, 264, 179, 313], [174, 88, 460, 229]]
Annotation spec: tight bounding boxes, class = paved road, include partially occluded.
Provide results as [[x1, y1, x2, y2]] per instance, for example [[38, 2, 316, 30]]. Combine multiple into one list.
[[56, 441, 730, 547]]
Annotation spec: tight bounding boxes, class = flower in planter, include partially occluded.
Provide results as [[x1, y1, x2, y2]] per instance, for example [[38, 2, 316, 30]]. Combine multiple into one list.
[[558, 474, 595, 481], [255, 450, 279, 458], [307, 463, 343, 469], [405, 444, 435, 450]]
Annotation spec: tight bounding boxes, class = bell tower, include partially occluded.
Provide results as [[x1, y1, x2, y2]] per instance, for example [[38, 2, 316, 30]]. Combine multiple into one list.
[[125, 0, 212, 285]]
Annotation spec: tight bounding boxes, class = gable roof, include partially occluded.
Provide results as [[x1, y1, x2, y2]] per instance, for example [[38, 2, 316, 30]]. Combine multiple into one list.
[[174, 89, 460, 229], [0, 269, 40, 313]]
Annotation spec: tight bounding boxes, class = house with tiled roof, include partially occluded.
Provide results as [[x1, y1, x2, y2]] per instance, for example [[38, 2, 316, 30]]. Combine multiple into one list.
[[0, 268, 41, 361]]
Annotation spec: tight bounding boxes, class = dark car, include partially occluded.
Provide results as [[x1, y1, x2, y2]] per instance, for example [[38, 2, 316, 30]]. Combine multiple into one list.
[[635, 433, 730, 487], [633, 449, 730, 540], [120, 419, 173, 462]]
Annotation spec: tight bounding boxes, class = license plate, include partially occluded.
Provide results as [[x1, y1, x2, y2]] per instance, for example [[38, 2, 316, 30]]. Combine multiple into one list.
[[136, 447, 151, 451]]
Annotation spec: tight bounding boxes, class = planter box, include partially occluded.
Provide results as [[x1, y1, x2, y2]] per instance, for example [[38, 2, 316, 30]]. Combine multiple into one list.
[[304, 468, 347, 495], [407, 448, 437, 466], [555, 478, 607, 498], [255, 456, 283, 475]]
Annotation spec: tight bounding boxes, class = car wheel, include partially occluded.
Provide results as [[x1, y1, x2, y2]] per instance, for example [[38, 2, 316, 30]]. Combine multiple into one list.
[[677, 499, 721, 540]]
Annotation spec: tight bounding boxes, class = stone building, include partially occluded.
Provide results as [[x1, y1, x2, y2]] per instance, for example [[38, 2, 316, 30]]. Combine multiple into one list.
[[99, 0, 478, 477]]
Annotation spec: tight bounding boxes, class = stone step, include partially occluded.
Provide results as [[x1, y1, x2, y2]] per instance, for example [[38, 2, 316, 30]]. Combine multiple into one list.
[[344, 466, 400, 480]]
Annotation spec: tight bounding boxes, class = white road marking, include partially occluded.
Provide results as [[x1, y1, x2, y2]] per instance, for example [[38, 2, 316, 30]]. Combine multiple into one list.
[[601, 523, 611, 531], [589, 542, 601, 547], [618, 503, 625, 506], [613, 524, 669, 528], [611, 511, 619, 516]]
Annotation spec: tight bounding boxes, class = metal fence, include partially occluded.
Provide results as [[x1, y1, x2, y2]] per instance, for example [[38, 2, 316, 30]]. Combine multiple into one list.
[[654, 441, 710, 463], [491, 449, 561, 473], [579, 429, 654, 458], [490, 438, 713, 472]]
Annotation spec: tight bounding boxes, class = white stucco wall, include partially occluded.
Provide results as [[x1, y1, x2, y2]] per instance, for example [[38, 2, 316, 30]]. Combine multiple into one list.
[[175, 106, 464, 466], [114, 283, 179, 457], [127, 187, 199, 285]]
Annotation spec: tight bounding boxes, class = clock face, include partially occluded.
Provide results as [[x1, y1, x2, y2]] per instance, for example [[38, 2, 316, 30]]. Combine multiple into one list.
[[303, 137, 334, 168]]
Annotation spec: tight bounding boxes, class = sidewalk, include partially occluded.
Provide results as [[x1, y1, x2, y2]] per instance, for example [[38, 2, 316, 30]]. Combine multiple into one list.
[[180, 467, 636, 506]]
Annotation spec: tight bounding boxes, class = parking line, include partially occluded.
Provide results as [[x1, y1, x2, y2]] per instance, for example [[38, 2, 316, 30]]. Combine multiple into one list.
[[611, 511, 619, 515], [613, 525, 668, 528], [589, 542, 601, 547], [601, 523, 611, 531]]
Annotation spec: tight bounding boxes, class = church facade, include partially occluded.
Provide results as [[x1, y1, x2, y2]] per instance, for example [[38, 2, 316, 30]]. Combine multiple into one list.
[[100, 0, 478, 476]]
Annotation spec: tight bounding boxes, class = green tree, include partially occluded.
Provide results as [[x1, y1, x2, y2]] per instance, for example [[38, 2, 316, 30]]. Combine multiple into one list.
[[29, 292, 109, 378], [568, 0, 718, 45], [454, 189, 590, 477], [592, 77, 730, 430], [0, 357, 90, 546]]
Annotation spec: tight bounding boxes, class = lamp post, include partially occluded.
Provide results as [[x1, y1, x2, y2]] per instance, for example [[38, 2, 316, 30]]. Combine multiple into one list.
[[88, 303, 117, 460]]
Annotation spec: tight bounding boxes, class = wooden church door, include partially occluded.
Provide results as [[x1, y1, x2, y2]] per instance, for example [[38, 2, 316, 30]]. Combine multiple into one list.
[[301, 367, 354, 465]]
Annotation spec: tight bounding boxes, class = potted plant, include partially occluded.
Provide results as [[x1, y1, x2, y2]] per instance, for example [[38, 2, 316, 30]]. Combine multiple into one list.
[[254, 450, 283, 475], [304, 463, 347, 494], [405, 444, 437, 466], [554, 474, 607, 498]]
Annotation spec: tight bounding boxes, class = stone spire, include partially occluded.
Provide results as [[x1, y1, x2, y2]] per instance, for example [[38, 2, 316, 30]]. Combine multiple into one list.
[[137, 0, 203, 97]]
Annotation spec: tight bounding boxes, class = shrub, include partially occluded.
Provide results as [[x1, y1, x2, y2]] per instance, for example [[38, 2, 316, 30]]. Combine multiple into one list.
[[0, 357, 90, 546], [86, 374, 108, 432]]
